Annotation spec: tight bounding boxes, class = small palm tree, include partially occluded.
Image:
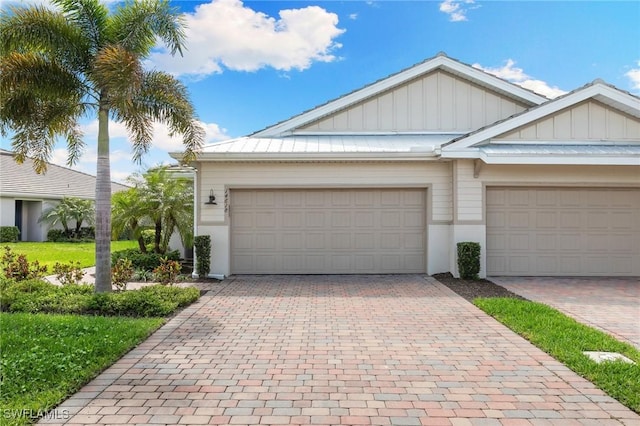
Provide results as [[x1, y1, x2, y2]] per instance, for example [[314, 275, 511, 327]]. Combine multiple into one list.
[[126, 167, 193, 254], [39, 197, 94, 237], [111, 188, 149, 252], [0, 0, 204, 292]]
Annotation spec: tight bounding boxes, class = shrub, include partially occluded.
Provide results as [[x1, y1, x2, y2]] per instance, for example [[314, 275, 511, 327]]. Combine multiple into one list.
[[153, 258, 182, 286], [1, 246, 48, 281], [47, 227, 95, 242], [0, 279, 200, 317], [132, 268, 153, 282], [111, 248, 180, 271], [46, 229, 68, 242], [111, 258, 134, 291], [53, 261, 85, 285], [0, 226, 20, 243], [457, 242, 481, 280], [194, 235, 211, 278]]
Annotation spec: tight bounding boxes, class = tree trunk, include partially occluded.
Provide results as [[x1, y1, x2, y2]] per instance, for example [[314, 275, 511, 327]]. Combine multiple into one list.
[[94, 105, 112, 292], [154, 221, 162, 254]]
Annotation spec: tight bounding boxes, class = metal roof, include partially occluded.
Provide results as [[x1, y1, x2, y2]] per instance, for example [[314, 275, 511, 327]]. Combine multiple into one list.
[[197, 134, 461, 158], [477, 144, 640, 165]]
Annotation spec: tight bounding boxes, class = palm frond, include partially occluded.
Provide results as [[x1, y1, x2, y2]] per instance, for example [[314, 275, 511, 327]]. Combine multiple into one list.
[[110, 0, 185, 57], [92, 44, 143, 103], [0, 5, 92, 73], [115, 70, 204, 163], [52, 0, 108, 52]]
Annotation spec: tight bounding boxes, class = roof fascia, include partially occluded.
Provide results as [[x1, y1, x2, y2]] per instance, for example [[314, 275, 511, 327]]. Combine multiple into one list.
[[254, 56, 548, 138], [477, 153, 640, 166], [192, 152, 440, 162], [443, 83, 640, 152]]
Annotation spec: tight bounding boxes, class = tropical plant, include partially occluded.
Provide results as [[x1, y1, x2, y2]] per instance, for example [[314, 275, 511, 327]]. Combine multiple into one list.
[[125, 167, 193, 254], [111, 188, 150, 252], [194, 235, 211, 278], [0, 0, 204, 292], [39, 197, 94, 237]]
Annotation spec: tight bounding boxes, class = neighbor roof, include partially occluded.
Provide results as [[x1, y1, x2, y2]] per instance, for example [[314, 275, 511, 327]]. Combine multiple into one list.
[[0, 150, 129, 199]]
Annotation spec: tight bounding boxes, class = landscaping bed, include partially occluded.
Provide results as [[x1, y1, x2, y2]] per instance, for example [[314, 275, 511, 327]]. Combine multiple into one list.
[[433, 272, 526, 301]]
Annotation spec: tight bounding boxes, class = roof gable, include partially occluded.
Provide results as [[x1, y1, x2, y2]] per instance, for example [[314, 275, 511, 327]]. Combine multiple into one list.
[[443, 80, 640, 151], [253, 53, 548, 137], [495, 99, 640, 141], [298, 69, 532, 134]]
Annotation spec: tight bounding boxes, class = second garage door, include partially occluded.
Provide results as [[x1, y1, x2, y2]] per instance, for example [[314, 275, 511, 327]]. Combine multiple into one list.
[[486, 187, 640, 276], [231, 188, 426, 274]]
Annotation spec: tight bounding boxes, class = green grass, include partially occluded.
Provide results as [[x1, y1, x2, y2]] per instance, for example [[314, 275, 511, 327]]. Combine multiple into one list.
[[474, 298, 640, 413], [2, 241, 138, 269], [0, 312, 164, 425]]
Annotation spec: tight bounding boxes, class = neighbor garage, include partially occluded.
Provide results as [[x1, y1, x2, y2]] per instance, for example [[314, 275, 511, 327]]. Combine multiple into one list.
[[230, 188, 426, 274], [486, 187, 640, 276]]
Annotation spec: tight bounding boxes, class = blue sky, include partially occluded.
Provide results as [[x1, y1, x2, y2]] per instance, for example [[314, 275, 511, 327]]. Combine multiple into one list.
[[2, 0, 639, 182]]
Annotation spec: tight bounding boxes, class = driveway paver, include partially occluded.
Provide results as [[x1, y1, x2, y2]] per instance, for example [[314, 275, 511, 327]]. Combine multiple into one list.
[[42, 275, 639, 425], [491, 277, 640, 349]]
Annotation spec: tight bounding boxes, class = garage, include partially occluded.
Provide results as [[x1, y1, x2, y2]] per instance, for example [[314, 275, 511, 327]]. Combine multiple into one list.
[[486, 187, 640, 276], [230, 188, 426, 274]]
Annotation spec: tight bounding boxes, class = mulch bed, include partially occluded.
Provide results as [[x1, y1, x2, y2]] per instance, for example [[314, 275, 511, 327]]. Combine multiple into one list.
[[432, 273, 527, 303]]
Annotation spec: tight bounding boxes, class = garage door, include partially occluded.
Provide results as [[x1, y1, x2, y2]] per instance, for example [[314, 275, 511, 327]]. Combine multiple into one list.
[[486, 188, 640, 276], [231, 189, 426, 274]]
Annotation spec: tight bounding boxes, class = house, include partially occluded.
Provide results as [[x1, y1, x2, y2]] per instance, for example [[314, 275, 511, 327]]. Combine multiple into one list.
[[177, 53, 640, 278], [0, 149, 129, 241]]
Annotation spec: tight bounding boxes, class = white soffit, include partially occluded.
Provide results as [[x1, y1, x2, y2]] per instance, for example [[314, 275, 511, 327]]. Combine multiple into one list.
[[443, 81, 640, 151], [253, 53, 548, 138]]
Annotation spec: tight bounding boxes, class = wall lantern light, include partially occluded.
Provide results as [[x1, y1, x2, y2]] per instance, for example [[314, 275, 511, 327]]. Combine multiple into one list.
[[204, 189, 217, 205]]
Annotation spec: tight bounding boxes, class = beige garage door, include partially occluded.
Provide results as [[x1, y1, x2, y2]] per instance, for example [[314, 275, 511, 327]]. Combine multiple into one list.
[[231, 189, 426, 274], [486, 188, 640, 276]]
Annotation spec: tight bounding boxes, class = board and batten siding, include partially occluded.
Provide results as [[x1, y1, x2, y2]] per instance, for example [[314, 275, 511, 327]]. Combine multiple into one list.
[[196, 161, 453, 224], [453, 162, 640, 223], [299, 70, 529, 133], [496, 100, 640, 141]]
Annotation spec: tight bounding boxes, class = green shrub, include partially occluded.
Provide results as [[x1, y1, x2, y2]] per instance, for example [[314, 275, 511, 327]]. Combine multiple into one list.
[[457, 241, 481, 280], [52, 261, 85, 285], [141, 229, 155, 247], [194, 235, 211, 278], [47, 227, 95, 242], [111, 258, 134, 291], [153, 258, 182, 285], [1, 246, 48, 281], [0, 226, 20, 243], [0, 279, 199, 317], [111, 248, 180, 271], [46, 229, 68, 242]]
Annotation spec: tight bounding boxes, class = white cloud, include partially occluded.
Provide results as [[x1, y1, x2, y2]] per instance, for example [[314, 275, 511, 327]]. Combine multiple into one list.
[[473, 59, 567, 99], [439, 0, 477, 22], [625, 61, 640, 92], [148, 0, 345, 78]]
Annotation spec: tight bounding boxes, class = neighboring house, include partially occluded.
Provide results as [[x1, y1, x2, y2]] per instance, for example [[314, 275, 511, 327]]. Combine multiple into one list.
[[177, 53, 640, 278], [0, 149, 129, 241]]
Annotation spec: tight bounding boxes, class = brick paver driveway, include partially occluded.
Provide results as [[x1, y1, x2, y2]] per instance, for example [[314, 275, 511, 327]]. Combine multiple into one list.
[[491, 277, 640, 350], [47, 275, 639, 425]]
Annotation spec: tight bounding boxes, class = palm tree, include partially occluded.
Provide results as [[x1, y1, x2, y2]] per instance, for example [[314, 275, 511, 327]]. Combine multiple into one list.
[[111, 188, 149, 252], [0, 0, 204, 292], [38, 197, 94, 237], [127, 167, 193, 254]]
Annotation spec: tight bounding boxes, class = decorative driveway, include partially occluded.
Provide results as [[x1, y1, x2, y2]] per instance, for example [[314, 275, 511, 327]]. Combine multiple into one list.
[[491, 277, 640, 350], [44, 275, 639, 425]]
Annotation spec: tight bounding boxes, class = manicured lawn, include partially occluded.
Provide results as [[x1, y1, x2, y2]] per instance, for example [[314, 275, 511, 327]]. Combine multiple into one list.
[[2, 241, 137, 269], [474, 298, 640, 413], [0, 312, 164, 425]]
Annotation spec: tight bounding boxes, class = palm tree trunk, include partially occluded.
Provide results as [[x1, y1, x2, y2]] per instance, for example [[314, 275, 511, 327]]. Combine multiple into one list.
[[94, 104, 112, 292]]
